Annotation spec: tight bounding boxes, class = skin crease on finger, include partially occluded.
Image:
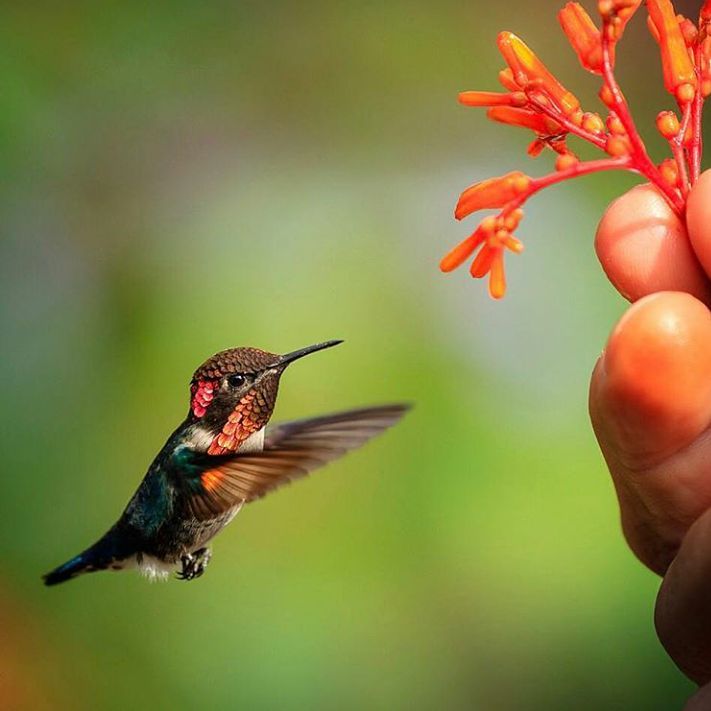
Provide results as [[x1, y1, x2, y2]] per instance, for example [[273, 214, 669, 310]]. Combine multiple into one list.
[[590, 292, 711, 574]]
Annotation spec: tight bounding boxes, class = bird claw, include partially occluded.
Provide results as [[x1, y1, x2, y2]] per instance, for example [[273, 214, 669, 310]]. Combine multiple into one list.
[[177, 547, 212, 581]]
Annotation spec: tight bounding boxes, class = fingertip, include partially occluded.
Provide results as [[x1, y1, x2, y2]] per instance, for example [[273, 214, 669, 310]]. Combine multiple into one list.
[[687, 170, 711, 279], [593, 291, 711, 468], [595, 185, 711, 304]]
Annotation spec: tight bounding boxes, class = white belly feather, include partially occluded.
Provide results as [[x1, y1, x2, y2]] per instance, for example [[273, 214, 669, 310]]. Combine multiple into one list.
[[133, 427, 263, 581]]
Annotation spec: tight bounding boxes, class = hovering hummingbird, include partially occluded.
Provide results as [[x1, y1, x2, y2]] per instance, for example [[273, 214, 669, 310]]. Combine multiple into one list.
[[44, 340, 409, 585]]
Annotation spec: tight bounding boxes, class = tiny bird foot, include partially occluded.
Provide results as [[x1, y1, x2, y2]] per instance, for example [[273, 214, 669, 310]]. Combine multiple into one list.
[[177, 547, 212, 581]]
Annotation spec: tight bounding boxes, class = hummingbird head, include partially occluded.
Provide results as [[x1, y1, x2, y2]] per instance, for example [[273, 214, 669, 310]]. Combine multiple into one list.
[[188, 340, 342, 455]]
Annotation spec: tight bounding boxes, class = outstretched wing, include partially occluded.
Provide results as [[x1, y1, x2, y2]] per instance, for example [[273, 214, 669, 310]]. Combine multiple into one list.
[[183, 404, 410, 520]]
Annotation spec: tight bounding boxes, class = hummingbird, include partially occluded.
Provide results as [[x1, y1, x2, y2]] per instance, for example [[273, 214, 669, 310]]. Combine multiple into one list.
[[44, 340, 409, 585]]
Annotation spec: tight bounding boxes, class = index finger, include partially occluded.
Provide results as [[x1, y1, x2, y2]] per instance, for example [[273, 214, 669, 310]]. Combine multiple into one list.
[[595, 182, 711, 304]]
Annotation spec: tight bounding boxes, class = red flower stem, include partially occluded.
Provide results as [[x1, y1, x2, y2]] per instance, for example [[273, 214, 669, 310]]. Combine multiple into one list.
[[690, 44, 704, 183], [600, 32, 685, 215], [527, 94, 607, 150], [501, 156, 633, 215], [671, 101, 692, 195]]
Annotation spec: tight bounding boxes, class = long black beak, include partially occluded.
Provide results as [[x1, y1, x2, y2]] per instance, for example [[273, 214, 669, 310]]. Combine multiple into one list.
[[279, 340, 343, 366]]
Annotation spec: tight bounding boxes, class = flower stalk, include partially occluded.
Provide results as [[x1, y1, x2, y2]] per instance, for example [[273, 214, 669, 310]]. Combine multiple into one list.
[[442, 0, 711, 299]]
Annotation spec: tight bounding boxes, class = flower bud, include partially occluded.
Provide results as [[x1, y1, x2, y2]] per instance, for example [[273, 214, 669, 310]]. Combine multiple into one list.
[[555, 153, 579, 171], [558, 3, 603, 73], [440, 228, 486, 272], [599, 85, 615, 108], [658, 158, 679, 187], [656, 110, 680, 138], [498, 68, 519, 92], [582, 112, 605, 134], [647, 0, 697, 104], [606, 113, 625, 134], [605, 135, 631, 156]]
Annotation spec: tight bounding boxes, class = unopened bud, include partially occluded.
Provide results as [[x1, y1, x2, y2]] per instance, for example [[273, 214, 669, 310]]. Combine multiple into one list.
[[498, 68, 519, 92], [599, 85, 615, 108], [605, 135, 630, 156], [606, 113, 625, 134], [683, 121, 693, 146], [503, 208, 524, 231], [568, 108, 584, 127], [555, 153, 579, 171], [656, 110, 680, 138], [678, 16, 698, 46], [582, 112, 605, 134], [527, 139, 545, 157], [658, 158, 679, 186]]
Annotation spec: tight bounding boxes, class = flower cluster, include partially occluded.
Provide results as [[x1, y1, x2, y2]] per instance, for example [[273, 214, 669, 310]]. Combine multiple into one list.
[[441, 0, 711, 299]]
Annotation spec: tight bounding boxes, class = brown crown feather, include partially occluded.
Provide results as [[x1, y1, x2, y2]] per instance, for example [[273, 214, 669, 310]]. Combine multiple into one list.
[[192, 347, 279, 381]]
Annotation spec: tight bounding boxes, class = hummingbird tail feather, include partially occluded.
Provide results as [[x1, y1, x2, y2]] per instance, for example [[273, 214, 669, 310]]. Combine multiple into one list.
[[43, 529, 135, 586]]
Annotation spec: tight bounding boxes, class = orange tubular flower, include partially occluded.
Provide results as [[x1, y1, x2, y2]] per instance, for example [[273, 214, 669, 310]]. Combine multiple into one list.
[[441, 0, 710, 299], [458, 91, 527, 107], [648, 0, 697, 103], [599, 0, 643, 42], [498, 68, 520, 92], [455, 172, 531, 220], [497, 32, 582, 120], [439, 227, 486, 272], [487, 251, 507, 300], [559, 3, 604, 73], [441, 212, 524, 299], [486, 106, 562, 134]]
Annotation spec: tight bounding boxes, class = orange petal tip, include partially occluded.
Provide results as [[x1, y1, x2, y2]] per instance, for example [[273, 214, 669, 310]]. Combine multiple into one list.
[[439, 230, 485, 272], [503, 235, 524, 253], [488, 252, 507, 299], [498, 68, 519, 92], [469, 244, 497, 278], [458, 91, 525, 108], [455, 172, 532, 220]]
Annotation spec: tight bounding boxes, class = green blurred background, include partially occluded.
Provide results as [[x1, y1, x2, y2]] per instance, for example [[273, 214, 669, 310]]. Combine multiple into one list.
[[1, 1, 704, 708]]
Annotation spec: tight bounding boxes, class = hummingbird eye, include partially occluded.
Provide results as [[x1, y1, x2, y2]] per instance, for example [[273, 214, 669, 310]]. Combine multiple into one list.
[[227, 373, 247, 388]]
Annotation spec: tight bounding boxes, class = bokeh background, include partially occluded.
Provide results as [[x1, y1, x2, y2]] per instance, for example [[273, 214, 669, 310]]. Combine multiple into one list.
[[1, 1, 705, 708]]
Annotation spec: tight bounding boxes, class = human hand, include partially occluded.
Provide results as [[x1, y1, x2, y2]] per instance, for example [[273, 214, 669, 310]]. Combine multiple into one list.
[[589, 172, 711, 697]]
